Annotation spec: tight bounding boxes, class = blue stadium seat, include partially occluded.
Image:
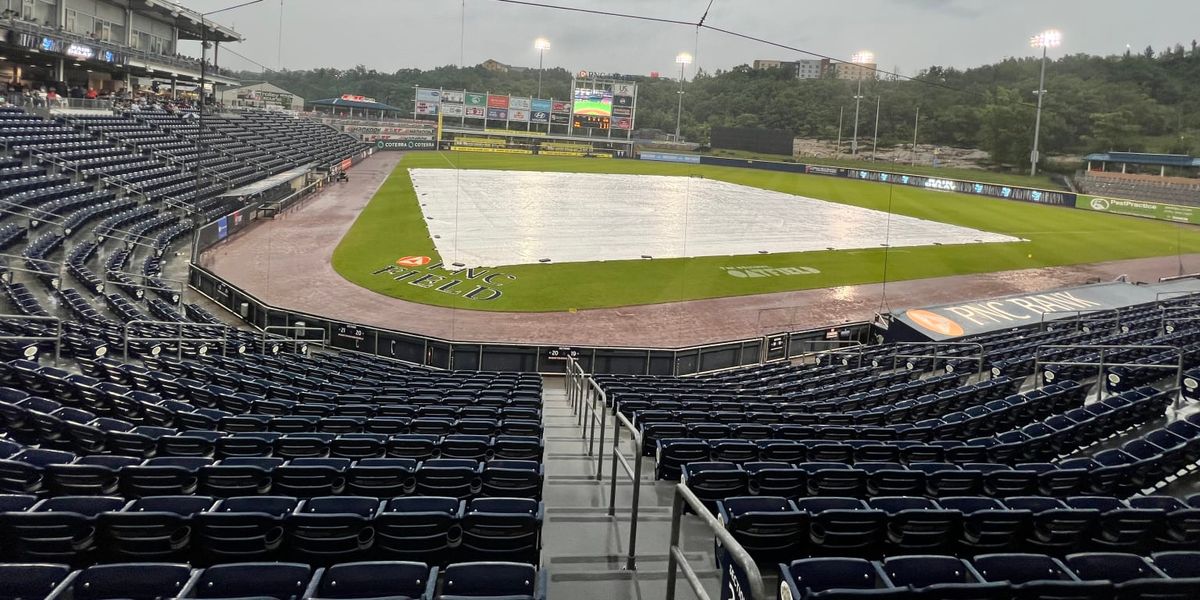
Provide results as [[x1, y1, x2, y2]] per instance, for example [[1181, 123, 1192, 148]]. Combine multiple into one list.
[[303, 561, 436, 600], [743, 462, 804, 499], [460, 498, 543, 564], [795, 497, 885, 558], [0, 564, 71, 600], [195, 496, 300, 562], [0, 495, 126, 564], [1003, 496, 1098, 554], [1151, 551, 1200, 578], [973, 553, 1111, 600], [345, 458, 418, 497], [778, 557, 906, 600], [199, 457, 285, 497], [183, 562, 312, 599], [375, 496, 464, 565], [439, 562, 542, 600], [869, 496, 962, 554], [480, 460, 542, 499], [288, 496, 381, 564], [98, 495, 215, 561], [54, 563, 195, 600], [1064, 552, 1200, 600], [882, 555, 1008, 600], [272, 458, 351, 497], [716, 496, 807, 565], [1129, 496, 1200, 549], [937, 496, 1029, 554], [415, 459, 482, 500]]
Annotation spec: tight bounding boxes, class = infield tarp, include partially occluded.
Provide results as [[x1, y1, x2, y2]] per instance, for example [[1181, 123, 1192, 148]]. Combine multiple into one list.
[[408, 168, 1021, 270], [891, 279, 1200, 341]]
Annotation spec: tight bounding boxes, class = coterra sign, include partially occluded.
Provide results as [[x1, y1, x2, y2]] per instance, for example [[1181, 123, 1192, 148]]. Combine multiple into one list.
[[893, 281, 1187, 341], [374, 139, 437, 151], [1078, 195, 1200, 224], [372, 257, 516, 301]]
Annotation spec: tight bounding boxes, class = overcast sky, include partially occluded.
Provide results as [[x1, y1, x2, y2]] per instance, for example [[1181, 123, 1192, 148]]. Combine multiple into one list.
[[179, 0, 1200, 77]]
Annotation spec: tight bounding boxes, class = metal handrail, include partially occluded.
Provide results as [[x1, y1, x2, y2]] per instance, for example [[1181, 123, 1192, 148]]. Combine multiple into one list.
[[802, 339, 868, 367], [665, 483, 765, 600], [122, 319, 230, 360], [890, 341, 987, 378], [0, 252, 66, 290], [582, 377, 608, 479], [261, 325, 327, 355], [1038, 308, 1121, 332], [607, 407, 645, 571], [1032, 343, 1185, 402], [104, 270, 186, 303], [0, 314, 63, 363]]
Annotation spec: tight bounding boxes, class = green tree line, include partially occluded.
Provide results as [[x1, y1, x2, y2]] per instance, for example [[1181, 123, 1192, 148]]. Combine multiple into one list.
[[245, 42, 1200, 169]]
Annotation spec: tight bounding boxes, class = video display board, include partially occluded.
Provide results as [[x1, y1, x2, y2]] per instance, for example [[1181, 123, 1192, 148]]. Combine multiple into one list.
[[572, 88, 612, 116]]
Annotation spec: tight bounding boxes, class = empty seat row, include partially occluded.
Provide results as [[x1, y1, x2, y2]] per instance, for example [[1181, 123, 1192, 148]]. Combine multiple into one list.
[[777, 552, 1200, 600], [2, 450, 543, 499], [0, 560, 544, 600], [0, 494, 541, 566], [717, 494, 1200, 563]]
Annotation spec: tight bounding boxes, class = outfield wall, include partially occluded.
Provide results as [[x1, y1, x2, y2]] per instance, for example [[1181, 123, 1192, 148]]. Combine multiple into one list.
[[1077, 195, 1200, 224], [640, 152, 1077, 208]]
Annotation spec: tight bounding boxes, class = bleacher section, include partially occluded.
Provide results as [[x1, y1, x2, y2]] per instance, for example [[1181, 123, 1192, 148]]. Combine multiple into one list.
[[1077, 170, 1200, 206]]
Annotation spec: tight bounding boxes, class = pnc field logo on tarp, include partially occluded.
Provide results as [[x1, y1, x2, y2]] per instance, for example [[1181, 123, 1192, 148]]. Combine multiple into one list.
[[373, 257, 517, 302], [905, 309, 965, 337], [395, 256, 431, 267]]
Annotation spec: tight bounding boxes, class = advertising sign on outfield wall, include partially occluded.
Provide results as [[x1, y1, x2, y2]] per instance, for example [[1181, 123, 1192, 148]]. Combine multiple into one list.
[[1077, 195, 1200, 224]]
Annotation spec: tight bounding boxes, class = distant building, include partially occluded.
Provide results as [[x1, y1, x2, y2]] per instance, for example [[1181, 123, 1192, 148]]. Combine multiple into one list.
[[835, 62, 877, 81], [752, 58, 831, 79], [218, 82, 304, 111], [479, 59, 529, 73]]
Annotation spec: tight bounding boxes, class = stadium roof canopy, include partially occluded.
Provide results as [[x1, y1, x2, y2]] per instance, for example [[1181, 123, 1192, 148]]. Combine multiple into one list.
[[1084, 152, 1200, 168], [309, 97, 408, 112]]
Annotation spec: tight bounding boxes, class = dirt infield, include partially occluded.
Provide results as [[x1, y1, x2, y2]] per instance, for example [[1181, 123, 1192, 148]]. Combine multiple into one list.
[[200, 153, 1200, 348]]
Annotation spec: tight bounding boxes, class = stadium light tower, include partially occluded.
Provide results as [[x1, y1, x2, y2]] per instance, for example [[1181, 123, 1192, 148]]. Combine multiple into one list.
[[534, 37, 551, 97], [851, 79, 864, 157], [675, 52, 693, 142], [1029, 29, 1062, 176], [849, 51, 871, 157]]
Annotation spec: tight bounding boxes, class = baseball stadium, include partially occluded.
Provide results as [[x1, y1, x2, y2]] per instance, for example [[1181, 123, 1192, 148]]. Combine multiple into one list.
[[2, 1, 1200, 600]]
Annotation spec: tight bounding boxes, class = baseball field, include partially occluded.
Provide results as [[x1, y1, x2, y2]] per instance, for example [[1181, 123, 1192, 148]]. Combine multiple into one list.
[[330, 152, 1200, 312]]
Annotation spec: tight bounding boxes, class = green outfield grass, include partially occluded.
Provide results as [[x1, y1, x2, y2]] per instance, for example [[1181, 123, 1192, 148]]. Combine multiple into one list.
[[330, 152, 1200, 312]]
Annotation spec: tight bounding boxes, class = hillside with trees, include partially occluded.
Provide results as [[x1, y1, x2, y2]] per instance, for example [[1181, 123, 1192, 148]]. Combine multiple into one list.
[[250, 43, 1200, 171]]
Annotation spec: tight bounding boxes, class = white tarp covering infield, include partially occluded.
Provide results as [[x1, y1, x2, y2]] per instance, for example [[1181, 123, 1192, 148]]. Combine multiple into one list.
[[409, 169, 1023, 269]]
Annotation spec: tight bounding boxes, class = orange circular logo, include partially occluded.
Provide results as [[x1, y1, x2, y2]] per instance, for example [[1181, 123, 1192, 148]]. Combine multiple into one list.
[[905, 309, 965, 337], [396, 256, 431, 267]]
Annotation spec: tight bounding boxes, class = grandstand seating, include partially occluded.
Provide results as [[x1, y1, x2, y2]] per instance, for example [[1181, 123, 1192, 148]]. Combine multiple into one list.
[[1077, 170, 1200, 206]]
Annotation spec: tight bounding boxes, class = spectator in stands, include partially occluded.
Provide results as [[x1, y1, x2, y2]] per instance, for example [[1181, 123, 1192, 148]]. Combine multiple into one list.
[[85, 87, 97, 100]]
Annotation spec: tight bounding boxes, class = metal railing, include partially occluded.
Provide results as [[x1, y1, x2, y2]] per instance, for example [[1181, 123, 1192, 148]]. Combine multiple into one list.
[[105, 270, 186, 304], [1033, 343, 1185, 403], [0, 314, 64, 363], [890, 341, 987, 378], [606, 405, 645, 571], [665, 483, 765, 600], [261, 325, 327, 355], [1038, 308, 1121, 333], [0, 253, 66, 290], [122, 319, 230, 360]]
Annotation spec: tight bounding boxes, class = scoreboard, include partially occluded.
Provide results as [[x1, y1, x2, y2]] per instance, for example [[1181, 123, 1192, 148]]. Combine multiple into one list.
[[573, 115, 610, 130]]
